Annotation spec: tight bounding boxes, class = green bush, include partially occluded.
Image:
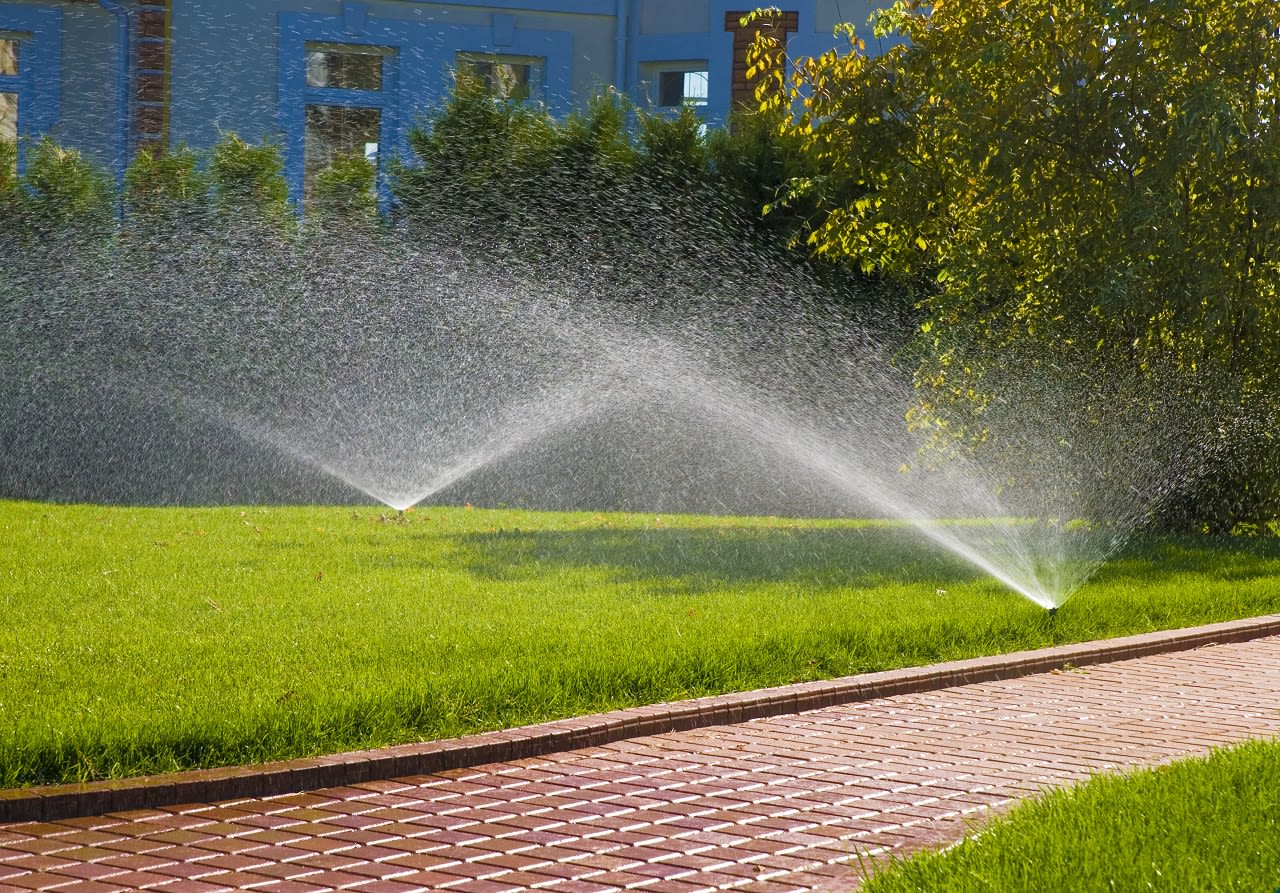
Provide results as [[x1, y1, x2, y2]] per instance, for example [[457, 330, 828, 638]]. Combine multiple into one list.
[[124, 144, 211, 220], [386, 78, 839, 319], [18, 138, 115, 236], [0, 133, 306, 248], [0, 140, 21, 249], [706, 107, 814, 242], [310, 152, 378, 225], [393, 81, 797, 237], [0, 138, 17, 190], [209, 133, 290, 223], [637, 105, 707, 188], [392, 72, 553, 230]]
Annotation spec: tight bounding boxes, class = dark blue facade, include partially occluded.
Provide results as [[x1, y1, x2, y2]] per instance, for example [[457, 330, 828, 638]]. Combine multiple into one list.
[[0, 0, 891, 203]]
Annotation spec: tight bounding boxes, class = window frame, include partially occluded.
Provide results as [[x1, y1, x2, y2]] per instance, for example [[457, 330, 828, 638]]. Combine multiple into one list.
[[302, 102, 384, 205], [0, 5, 61, 176], [455, 51, 546, 103], [656, 69, 708, 110], [305, 41, 390, 92], [639, 61, 711, 113], [281, 28, 401, 214], [297, 41, 395, 207]]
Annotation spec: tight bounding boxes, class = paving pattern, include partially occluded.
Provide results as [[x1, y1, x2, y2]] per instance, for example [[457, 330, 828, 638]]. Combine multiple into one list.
[[4, 635, 1280, 893]]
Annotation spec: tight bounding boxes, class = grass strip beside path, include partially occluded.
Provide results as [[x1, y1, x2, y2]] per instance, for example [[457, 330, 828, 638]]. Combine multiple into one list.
[[2, 500, 1279, 787], [859, 739, 1280, 892]]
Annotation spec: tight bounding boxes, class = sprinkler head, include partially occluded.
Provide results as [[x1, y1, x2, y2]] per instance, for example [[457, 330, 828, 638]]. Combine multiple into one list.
[[1047, 606, 1058, 618]]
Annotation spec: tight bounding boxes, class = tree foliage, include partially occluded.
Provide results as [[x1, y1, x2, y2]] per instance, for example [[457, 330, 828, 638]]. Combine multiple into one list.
[[759, 0, 1280, 526]]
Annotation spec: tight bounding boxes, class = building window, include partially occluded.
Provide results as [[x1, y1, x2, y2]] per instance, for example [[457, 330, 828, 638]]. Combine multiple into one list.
[[658, 70, 709, 110], [305, 42, 384, 91], [0, 89, 14, 141], [0, 92, 14, 179], [0, 36, 16, 76], [304, 104, 379, 200], [456, 53, 543, 101], [639, 63, 710, 112], [298, 42, 392, 206], [0, 37, 18, 177]]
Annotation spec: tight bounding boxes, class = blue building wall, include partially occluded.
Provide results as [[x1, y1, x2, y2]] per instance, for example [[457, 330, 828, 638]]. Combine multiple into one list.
[[0, 0, 895, 202], [57, 5, 125, 169]]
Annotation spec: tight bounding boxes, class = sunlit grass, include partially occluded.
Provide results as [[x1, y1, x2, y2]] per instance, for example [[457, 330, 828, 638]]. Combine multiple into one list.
[[2, 499, 1279, 786], [859, 738, 1280, 892]]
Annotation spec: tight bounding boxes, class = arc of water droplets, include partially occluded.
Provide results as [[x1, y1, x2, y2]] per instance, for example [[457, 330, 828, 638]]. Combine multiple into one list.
[[184, 373, 624, 514], [203, 333, 1078, 608], [627, 361, 1063, 609], [155, 323, 1172, 611]]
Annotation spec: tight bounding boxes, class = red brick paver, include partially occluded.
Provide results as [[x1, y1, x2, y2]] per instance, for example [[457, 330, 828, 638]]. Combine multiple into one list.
[[4, 635, 1280, 892]]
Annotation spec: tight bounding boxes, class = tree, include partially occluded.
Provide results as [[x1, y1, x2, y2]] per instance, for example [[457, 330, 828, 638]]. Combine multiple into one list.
[[758, 0, 1280, 527]]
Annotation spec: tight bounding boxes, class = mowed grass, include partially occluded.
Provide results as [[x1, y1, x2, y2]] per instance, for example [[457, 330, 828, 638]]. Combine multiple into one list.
[[2, 499, 1279, 787], [859, 738, 1280, 892]]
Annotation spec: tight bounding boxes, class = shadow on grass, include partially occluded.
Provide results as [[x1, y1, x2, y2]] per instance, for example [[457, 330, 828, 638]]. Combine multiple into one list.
[[445, 523, 1280, 596], [443, 525, 994, 592], [1093, 532, 1280, 583]]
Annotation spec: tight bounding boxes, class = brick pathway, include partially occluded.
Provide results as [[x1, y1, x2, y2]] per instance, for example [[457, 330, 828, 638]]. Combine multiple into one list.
[[4, 635, 1280, 893]]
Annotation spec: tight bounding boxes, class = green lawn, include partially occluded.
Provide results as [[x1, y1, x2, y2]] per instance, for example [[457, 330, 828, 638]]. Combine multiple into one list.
[[2, 499, 1279, 787], [859, 738, 1280, 892]]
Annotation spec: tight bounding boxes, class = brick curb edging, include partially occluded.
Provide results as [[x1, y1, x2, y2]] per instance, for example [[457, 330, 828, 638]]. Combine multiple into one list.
[[6, 613, 1280, 824]]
